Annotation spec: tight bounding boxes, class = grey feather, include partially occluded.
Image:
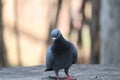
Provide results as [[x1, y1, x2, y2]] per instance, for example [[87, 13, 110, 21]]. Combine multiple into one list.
[[45, 46, 54, 71]]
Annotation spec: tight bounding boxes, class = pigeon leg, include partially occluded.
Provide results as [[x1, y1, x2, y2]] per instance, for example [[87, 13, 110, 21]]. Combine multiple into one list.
[[64, 68, 75, 80], [55, 70, 59, 80]]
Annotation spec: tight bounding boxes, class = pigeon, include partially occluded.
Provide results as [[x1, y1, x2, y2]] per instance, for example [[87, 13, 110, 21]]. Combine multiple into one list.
[[45, 28, 77, 80]]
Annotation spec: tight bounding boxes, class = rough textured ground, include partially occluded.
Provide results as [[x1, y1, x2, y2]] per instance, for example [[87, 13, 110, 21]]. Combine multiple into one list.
[[0, 64, 120, 80]]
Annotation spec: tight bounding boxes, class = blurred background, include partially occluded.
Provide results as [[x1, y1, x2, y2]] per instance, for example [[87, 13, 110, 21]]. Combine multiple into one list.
[[0, 0, 120, 67]]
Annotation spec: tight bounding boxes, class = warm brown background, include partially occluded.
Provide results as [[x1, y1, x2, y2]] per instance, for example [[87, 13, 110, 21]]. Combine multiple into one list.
[[1, 0, 120, 68], [0, 0, 93, 66]]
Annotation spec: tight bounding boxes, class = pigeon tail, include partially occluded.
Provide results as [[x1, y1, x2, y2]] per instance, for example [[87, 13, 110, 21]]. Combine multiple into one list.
[[45, 68, 53, 72]]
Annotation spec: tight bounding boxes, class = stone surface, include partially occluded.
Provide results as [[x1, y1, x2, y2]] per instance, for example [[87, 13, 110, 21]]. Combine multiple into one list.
[[0, 64, 120, 80]]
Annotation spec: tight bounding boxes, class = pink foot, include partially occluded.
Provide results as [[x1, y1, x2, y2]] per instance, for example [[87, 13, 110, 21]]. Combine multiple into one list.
[[56, 76, 59, 80], [67, 76, 75, 80]]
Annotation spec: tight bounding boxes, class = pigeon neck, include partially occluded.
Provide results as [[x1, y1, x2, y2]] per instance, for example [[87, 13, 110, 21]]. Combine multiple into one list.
[[54, 35, 65, 44], [53, 35, 69, 49]]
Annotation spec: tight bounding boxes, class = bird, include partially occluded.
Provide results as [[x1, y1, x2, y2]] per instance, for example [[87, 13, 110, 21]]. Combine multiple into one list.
[[45, 28, 77, 80]]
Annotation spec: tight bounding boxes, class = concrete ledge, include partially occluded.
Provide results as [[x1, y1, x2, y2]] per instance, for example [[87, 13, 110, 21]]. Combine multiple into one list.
[[0, 64, 120, 80]]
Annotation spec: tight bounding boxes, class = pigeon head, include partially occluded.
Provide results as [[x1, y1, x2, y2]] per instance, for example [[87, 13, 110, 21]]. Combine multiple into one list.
[[51, 29, 62, 41]]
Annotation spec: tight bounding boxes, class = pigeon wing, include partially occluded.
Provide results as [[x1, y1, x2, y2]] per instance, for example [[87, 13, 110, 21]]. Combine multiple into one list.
[[70, 43, 78, 64], [45, 46, 54, 71]]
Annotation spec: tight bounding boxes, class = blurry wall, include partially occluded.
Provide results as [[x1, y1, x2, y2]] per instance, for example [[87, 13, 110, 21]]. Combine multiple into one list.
[[2, 0, 91, 66]]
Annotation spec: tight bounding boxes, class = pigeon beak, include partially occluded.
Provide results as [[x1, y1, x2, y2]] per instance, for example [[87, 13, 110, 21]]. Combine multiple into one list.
[[52, 37, 56, 41]]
